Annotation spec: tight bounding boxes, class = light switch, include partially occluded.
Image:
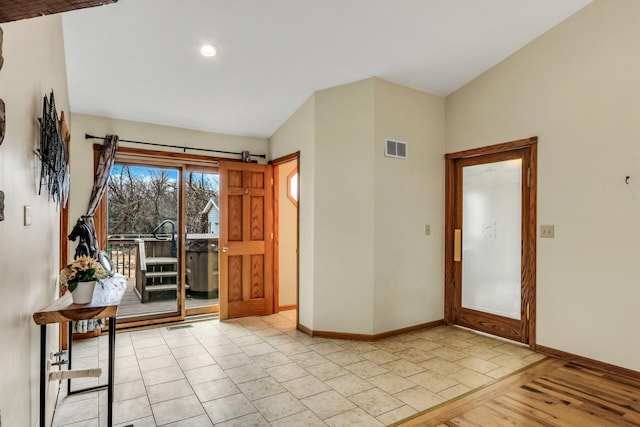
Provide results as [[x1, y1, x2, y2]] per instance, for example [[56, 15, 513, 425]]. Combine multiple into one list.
[[425, 224, 431, 236], [540, 225, 554, 238], [24, 205, 31, 226]]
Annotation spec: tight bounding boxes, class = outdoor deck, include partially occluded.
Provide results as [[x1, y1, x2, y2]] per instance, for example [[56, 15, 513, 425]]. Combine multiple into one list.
[[117, 278, 218, 319]]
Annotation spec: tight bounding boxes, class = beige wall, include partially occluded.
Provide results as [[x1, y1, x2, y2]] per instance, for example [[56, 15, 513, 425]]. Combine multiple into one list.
[[446, 0, 640, 371], [0, 16, 69, 426], [67, 113, 269, 261], [373, 78, 445, 334], [278, 159, 298, 308], [270, 95, 315, 328]]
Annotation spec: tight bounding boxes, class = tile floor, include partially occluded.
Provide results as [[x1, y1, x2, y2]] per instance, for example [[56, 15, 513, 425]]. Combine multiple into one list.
[[52, 311, 545, 426]]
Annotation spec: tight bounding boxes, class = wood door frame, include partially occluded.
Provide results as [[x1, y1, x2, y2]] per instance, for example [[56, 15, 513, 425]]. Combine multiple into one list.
[[444, 137, 537, 349], [270, 152, 300, 326]]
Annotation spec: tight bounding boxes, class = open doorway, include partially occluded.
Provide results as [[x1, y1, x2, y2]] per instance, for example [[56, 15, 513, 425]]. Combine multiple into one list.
[[272, 153, 300, 322]]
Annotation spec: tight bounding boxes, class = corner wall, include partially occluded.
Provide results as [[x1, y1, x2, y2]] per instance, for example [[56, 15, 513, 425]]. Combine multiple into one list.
[[0, 15, 69, 427], [446, 0, 640, 371]]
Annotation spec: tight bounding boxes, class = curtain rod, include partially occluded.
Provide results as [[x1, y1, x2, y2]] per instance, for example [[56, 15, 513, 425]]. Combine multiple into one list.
[[85, 134, 266, 159]]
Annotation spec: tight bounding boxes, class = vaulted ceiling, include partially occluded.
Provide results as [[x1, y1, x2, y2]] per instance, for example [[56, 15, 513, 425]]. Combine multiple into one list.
[[61, 0, 592, 138]]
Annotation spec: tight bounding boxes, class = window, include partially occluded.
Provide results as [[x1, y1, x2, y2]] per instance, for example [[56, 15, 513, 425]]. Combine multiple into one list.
[[287, 168, 298, 206]]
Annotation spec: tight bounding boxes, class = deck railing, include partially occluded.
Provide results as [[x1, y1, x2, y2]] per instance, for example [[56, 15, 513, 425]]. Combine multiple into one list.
[[107, 238, 139, 279]]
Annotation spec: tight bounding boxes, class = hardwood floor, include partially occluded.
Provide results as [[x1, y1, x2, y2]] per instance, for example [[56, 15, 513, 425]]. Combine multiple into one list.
[[397, 358, 640, 426]]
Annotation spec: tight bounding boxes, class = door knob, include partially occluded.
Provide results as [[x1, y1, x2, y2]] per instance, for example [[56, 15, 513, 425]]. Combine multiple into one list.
[[222, 247, 228, 253]]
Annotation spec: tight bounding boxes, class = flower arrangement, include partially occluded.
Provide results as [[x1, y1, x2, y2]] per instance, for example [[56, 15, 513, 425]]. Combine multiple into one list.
[[59, 255, 107, 294]]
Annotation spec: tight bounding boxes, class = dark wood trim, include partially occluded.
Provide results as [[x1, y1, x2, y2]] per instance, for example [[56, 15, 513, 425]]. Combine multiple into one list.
[[273, 166, 280, 313], [298, 322, 313, 336], [270, 151, 301, 166], [444, 157, 455, 325], [526, 143, 537, 348], [185, 305, 219, 317], [445, 137, 537, 160], [0, 0, 117, 24], [279, 304, 297, 311], [536, 345, 640, 380], [299, 320, 445, 341]]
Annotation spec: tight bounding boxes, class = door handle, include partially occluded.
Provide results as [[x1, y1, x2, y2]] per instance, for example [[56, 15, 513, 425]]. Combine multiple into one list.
[[454, 229, 461, 262], [221, 247, 228, 253]]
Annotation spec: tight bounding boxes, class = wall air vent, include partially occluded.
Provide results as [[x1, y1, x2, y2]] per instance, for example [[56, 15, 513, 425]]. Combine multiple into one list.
[[384, 139, 408, 159]]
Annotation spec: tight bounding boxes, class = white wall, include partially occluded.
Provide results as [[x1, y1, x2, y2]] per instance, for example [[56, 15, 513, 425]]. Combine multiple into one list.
[[278, 159, 298, 308], [270, 95, 315, 328], [373, 78, 445, 334], [67, 113, 269, 261], [0, 15, 69, 427], [446, 0, 640, 371], [314, 79, 376, 334]]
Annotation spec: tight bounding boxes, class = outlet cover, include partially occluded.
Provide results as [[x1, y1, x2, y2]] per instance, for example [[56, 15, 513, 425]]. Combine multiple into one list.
[[540, 225, 555, 238]]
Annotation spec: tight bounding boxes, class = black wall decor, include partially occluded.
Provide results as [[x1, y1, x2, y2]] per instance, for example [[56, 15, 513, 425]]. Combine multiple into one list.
[[36, 91, 69, 208]]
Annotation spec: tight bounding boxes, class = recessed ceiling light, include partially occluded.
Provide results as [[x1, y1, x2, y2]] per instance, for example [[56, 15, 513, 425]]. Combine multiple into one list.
[[200, 44, 217, 57]]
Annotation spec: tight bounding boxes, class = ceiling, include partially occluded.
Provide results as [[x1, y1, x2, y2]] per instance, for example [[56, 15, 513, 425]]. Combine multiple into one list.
[[61, 0, 592, 139]]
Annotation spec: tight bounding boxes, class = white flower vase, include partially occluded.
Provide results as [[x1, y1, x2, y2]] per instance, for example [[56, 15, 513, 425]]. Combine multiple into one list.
[[71, 280, 96, 304]]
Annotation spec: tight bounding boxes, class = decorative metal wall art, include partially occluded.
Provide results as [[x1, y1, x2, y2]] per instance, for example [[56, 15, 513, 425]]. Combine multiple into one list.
[[0, 25, 4, 71], [36, 91, 70, 208], [0, 191, 4, 221], [0, 99, 5, 146]]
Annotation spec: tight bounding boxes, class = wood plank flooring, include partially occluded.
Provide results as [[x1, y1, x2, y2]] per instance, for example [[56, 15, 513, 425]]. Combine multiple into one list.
[[117, 281, 218, 318], [397, 358, 640, 426]]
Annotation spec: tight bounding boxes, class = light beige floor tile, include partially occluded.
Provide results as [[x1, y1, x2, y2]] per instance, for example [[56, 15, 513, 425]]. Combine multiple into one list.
[[361, 349, 401, 365], [349, 387, 404, 417], [438, 383, 472, 399], [325, 373, 375, 397], [324, 351, 365, 366], [443, 339, 475, 350], [367, 372, 416, 394], [237, 376, 286, 401], [376, 404, 418, 425], [263, 334, 296, 346], [163, 413, 214, 427], [254, 327, 286, 338], [198, 335, 232, 348], [494, 343, 536, 358], [192, 378, 240, 402], [382, 359, 426, 378], [135, 344, 172, 360], [226, 364, 269, 384], [270, 410, 327, 427], [337, 341, 378, 354], [165, 335, 200, 348], [373, 340, 409, 353], [142, 364, 185, 386], [266, 362, 308, 382], [114, 379, 146, 402], [146, 378, 194, 404], [57, 419, 98, 427], [113, 416, 155, 427], [429, 347, 468, 362], [230, 334, 265, 347], [282, 375, 331, 399], [394, 347, 435, 364], [152, 394, 205, 425], [406, 339, 442, 353], [138, 354, 178, 372], [278, 342, 312, 355], [462, 345, 502, 360], [457, 356, 501, 374], [216, 411, 270, 427], [301, 390, 357, 419], [176, 352, 216, 371], [215, 353, 253, 369], [420, 357, 465, 375], [490, 353, 532, 369], [523, 352, 547, 364], [325, 407, 384, 427], [486, 365, 517, 379], [306, 361, 349, 381], [185, 364, 227, 385], [465, 335, 506, 348], [242, 342, 278, 357], [205, 343, 242, 357], [344, 360, 389, 378], [407, 371, 458, 393], [253, 391, 308, 421], [110, 395, 153, 425], [289, 351, 329, 367], [115, 354, 139, 369], [307, 342, 345, 355], [203, 393, 256, 424], [53, 396, 99, 426], [114, 366, 143, 384], [447, 368, 493, 388], [171, 343, 209, 359], [132, 336, 166, 349], [252, 351, 291, 368], [394, 386, 445, 411]]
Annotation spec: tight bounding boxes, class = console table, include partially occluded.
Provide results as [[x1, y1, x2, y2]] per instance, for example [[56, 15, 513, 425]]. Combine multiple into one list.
[[33, 292, 121, 427]]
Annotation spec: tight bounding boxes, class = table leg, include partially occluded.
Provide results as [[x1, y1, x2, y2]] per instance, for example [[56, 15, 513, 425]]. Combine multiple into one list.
[[108, 317, 116, 427], [39, 325, 46, 427], [67, 321, 73, 393]]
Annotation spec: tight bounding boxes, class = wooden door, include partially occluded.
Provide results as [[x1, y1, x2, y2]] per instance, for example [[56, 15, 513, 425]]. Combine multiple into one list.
[[219, 161, 274, 320], [445, 138, 537, 346]]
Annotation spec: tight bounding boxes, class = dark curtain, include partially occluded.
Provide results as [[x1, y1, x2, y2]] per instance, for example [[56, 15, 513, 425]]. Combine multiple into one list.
[[69, 134, 119, 259]]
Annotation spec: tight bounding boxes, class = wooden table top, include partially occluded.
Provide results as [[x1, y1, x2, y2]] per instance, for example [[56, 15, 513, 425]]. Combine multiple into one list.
[[33, 292, 121, 325]]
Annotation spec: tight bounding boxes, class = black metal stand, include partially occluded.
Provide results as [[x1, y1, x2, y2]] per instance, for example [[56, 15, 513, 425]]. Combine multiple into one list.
[[40, 317, 116, 427]]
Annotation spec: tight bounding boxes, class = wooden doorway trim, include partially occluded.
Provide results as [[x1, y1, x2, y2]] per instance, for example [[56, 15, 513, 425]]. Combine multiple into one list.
[[444, 137, 537, 349], [270, 152, 300, 324]]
